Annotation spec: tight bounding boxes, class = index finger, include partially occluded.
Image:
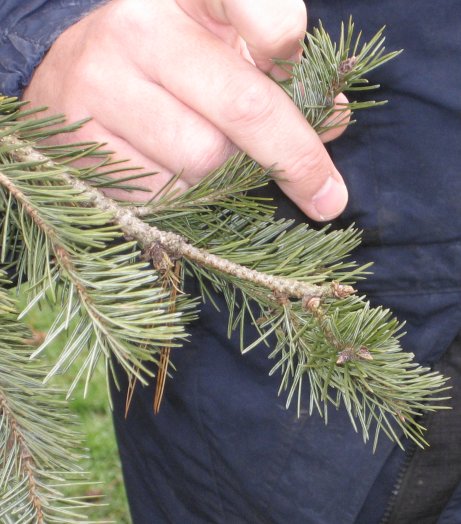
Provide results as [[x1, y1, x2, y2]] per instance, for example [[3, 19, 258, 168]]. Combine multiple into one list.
[[131, 1, 348, 221], [176, 0, 307, 78]]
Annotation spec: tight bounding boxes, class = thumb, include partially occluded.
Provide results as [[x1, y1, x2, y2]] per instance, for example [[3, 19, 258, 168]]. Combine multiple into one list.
[[273, 128, 348, 221], [172, 0, 348, 221]]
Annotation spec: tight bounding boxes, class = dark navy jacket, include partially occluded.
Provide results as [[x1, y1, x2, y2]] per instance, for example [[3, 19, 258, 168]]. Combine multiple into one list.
[[2, 1, 461, 523]]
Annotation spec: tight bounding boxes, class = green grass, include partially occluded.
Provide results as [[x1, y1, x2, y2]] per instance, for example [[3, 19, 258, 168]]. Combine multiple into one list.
[[16, 293, 132, 523]]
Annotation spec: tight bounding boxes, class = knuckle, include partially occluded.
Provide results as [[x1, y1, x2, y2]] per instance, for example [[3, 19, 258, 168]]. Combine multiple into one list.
[[101, 0, 151, 38], [264, 10, 307, 54], [104, 0, 137, 29], [75, 57, 104, 92], [186, 132, 235, 179], [284, 143, 331, 190], [253, 2, 306, 55], [222, 79, 276, 129]]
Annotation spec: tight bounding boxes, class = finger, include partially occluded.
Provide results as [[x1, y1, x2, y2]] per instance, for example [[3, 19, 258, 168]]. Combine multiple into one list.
[[87, 73, 236, 186], [136, 9, 347, 221], [319, 93, 351, 143], [176, 0, 307, 78], [71, 121, 186, 201]]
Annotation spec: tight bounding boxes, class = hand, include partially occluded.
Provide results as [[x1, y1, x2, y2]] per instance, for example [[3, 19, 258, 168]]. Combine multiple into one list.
[[23, 0, 349, 221]]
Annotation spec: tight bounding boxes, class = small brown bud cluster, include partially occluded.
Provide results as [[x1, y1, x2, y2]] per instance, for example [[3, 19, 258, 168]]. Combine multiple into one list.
[[272, 291, 291, 306], [339, 56, 358, 76], [336, 346, 373, 365], [302, 295, 321, 312], [22, 329, 46, 347], [331, 282, 356, 299], [143, 241, 174, 273]]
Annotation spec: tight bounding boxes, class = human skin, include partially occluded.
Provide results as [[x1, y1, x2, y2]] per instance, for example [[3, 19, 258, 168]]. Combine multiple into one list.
[[23, 0, 349, 221]]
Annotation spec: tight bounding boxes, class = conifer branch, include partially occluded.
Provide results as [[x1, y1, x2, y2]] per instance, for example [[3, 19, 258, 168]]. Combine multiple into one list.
[[0, 131, 194, 397], [4, 19, 447, 522], [1, 134, 355, 302], [0, 276, 94, 522], [0, 19, 449, 469], [0, 391, 45, 523]]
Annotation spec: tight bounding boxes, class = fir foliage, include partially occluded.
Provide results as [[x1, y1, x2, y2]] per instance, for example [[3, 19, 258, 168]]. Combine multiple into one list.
[[0, 272, 94, 522], [0, 19, 450, 521]]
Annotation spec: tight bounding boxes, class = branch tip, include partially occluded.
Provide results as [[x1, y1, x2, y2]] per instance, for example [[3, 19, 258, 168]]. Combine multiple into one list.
[[331, 282, 356, 299], [336, 345, 373, 365]]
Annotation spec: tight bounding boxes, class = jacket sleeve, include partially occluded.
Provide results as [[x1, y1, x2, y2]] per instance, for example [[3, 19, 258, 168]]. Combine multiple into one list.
[[0, 0, 106, 97]]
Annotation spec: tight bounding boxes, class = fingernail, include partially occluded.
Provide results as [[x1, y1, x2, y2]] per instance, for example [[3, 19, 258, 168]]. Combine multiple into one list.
[[311, 173, 348, 221]]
